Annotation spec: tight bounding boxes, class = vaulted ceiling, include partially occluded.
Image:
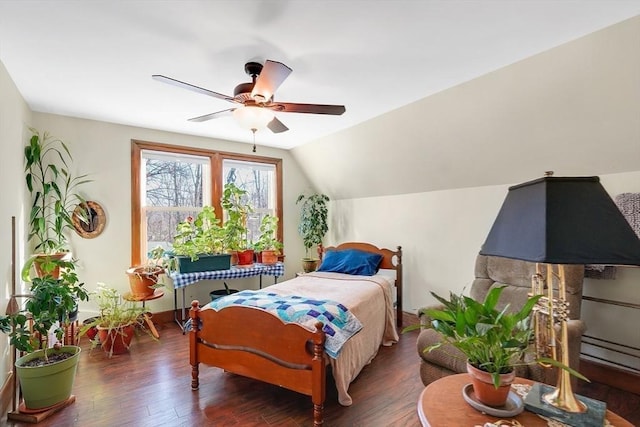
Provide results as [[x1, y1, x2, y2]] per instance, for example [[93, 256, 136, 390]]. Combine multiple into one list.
[[1, 1, 638, 151]]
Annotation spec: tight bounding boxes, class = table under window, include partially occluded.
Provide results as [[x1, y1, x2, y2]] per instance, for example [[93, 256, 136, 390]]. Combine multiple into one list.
[[170, 262, 285, 330]]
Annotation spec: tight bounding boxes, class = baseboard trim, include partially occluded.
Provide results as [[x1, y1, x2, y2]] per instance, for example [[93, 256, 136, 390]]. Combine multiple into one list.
[[152, 309, 178, 326], [579, 357, 640, 395]]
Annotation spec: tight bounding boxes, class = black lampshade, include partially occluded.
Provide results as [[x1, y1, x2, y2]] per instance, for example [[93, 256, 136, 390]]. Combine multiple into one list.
[[480, 176, 640, 265]]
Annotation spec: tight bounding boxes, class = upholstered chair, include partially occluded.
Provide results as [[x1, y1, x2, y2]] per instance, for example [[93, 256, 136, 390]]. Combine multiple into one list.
[[416, 254, 586, 387]]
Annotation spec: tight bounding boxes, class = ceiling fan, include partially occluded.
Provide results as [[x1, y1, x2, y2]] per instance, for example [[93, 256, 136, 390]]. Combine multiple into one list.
[[152, 60, 346, 135]]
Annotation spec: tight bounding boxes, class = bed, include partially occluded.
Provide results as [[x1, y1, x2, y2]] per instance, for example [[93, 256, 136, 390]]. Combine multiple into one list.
[[188, 242, 403, 426]]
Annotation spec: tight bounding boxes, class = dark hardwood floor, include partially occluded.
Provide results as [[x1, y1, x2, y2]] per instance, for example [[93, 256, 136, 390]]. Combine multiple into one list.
[[2, 313, 638, 426]]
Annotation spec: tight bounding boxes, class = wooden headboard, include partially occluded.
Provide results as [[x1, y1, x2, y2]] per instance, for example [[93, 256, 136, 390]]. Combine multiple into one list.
[[322, 242, 403, 327]]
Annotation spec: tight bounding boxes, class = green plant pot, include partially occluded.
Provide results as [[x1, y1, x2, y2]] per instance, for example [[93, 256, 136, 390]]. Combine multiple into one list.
[[176, 254, 231, 273], [302, 258, 319, 273], [15, 345, 81, 410]]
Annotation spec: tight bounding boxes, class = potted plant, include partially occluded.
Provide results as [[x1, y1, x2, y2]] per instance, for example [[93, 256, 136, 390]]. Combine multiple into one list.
[[221, 182, 254, 266], [126, 246, 170, 298], [0, 262, 89, 410], [296, 193, 329, 272], [23, 128, 91, 277], [79, 284, 157, 357], [172, 206, 229, 272], [414, 286, 585, 407], [253, 214, 283, 265]]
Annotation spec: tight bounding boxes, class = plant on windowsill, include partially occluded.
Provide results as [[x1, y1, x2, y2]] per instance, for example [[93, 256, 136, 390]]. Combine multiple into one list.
[[0, 261, 89, 410], [23, 128, 91, 278], [404, 286, 586, 408], [253, 214, 283, 265], [221, 182, 254, 266], [79, 284, 157, 357], [296, 192, 329, 272], [171, 206, 229, 273]]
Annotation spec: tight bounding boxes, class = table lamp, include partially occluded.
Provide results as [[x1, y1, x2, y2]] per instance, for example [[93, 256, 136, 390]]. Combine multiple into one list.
[[479, 173, 640, 426]]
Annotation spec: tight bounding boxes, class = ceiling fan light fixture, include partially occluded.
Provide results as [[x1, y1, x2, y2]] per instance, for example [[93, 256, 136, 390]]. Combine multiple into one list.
[[233, 105, 275, 131], [252, 92, 270, 104]]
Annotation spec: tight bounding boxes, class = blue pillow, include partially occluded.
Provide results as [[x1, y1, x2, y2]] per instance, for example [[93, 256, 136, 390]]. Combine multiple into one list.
[[317, 249, 383, 276]]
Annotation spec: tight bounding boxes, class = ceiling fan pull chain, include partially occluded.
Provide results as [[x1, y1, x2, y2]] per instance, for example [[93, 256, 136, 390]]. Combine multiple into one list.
[[252, 128, 257, 153]]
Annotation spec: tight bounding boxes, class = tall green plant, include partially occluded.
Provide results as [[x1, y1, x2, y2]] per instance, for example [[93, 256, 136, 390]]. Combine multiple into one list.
[[253, 214, 283, 253], [296, 193, 329, 258], [221, 183, 253, 250], [24, 128, 91, 254]]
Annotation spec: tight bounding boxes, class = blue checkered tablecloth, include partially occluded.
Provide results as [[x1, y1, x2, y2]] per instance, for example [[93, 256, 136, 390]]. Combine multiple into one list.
[[170, 262, 285, 289]]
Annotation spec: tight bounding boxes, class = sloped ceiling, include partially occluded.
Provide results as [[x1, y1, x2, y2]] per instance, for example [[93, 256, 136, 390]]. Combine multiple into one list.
[[293, 16, 640, 200], [0, 1, 638, 150]]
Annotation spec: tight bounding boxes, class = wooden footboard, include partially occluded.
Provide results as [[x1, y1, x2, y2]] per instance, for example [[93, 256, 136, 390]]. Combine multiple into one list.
[[189, 300, 327, 426]]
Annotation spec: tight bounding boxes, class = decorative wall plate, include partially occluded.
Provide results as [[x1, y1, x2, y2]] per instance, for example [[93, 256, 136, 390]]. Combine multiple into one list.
[[72, 201, 106, 238]]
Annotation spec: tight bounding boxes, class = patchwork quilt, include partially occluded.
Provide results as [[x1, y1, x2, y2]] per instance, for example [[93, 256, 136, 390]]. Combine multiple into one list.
[[206, 290, 363, 358]]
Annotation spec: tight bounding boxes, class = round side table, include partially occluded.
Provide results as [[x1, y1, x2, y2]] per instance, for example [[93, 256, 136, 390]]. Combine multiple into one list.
[[417, 373, 633, 427]]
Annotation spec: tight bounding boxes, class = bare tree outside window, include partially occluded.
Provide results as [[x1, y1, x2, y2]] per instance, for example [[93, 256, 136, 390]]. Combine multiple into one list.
[[143, 152, 209, 255]]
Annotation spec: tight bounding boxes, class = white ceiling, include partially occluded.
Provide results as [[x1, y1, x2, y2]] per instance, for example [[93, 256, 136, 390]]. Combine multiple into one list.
[[1, 1, 639, 150]]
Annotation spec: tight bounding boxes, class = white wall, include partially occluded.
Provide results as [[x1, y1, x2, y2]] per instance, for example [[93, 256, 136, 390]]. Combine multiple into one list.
[[0, 59, 31, 408], [293, 15, 640, 201], [31, 113, 314, 316], [581, 172, 640, 370], [329, 170, 640, 369]]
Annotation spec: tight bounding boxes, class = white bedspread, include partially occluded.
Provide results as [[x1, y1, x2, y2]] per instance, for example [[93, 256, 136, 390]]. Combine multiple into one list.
[[265, 271, 399, 406]]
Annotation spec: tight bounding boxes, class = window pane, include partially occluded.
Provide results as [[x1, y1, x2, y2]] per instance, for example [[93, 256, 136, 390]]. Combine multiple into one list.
[[142, 150, 210, 257], [144, 150, 210, 208], [223, 159, 276, 244], [146, 209, 200, 253]]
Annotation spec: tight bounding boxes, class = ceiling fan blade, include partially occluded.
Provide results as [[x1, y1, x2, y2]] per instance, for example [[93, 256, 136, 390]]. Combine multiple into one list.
[[251, 60, 292, 102], [272, 102, 346, 115], [188, 108, 235, 122], [152, 75, 236, 103], [267, 117, 289, 133]]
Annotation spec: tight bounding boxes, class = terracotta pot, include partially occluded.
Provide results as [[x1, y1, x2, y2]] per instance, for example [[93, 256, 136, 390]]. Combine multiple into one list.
[[237, 249, 254, 266], [82, 316, 99, 341], [97, 324, 136, 357], [33, 252, 70, 278], [126, 266, 162, 298], [466, 362, 515, 407], [260, 250, 278, 265], [228, 250, 239, 266]]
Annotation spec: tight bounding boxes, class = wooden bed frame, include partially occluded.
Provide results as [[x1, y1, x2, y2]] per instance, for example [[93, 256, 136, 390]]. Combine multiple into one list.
[[189, 242, 403, 426]]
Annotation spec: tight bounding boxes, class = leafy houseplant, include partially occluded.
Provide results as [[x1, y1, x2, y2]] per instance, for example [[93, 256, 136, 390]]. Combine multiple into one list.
[[24, 128, 91, 256], [126, 246, 170, 298], [414, 286, 585, 407], [172, 206, 229, 272], [253, 214, 282, 264], [221, 182, 254, 265], [296, 193, 329, 272], [79, 284, 155, 357], [0, 260, 89, 409]]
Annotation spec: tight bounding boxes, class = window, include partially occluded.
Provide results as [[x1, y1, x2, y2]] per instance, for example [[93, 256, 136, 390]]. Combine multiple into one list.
[[223, 159, 277, 245], [131, 140, 282, 266]]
